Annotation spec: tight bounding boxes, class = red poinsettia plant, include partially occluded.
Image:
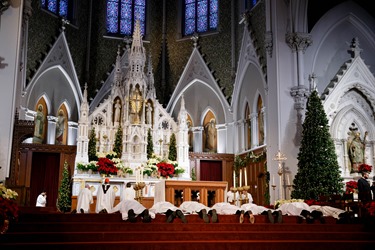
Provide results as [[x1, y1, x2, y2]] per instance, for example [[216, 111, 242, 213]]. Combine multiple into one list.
[[364, 201, 375, 217], [0, 184, 19, 222], [157, 161, 175, 178], [97, 157, 118, 176], [345, 180, 358, 194], [358, 164, 372, 173]]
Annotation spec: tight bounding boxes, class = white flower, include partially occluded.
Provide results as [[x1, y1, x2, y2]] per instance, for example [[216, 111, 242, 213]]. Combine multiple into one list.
[[0, 183, 18, 200]]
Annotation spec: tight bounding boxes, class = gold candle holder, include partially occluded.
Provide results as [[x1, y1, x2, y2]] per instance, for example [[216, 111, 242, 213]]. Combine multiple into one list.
[[230, 187, 238, 205], [242, 186, 250, 204], [134, 182, 146, 204]]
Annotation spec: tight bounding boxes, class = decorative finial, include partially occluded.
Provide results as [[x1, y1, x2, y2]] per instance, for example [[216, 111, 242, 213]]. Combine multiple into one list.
[[349, 37, 362, 59], [191, 33, 199, 47], [61, 18, 70, 31]]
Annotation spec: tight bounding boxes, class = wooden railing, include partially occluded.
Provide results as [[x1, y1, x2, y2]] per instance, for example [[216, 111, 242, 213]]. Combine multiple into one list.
[[164, 180, 228, 207]]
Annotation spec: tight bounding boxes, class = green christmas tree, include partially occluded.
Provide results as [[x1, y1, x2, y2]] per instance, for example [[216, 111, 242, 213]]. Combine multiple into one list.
[[291, 90, 343, 200], [57, 161, 72, 213], [147, 128, 154, 159], [113, 126, 123, 158], [88, 127, 98, 161], [168, 133, 177, 161]]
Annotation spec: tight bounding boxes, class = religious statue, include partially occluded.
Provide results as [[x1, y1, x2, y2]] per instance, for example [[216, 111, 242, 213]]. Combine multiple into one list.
[[130, 87, 143, 124], [114, 99, 121, 124], [146, 102, 153, 124], [55, 109, 65, 145], [204, 118, 217, 152], [33, 104, 45, 143], [348, 130, 367, 173]]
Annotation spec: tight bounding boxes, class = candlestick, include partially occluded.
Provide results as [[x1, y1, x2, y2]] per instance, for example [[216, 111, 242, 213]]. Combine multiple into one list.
[[233, 170, 236, 188], [244, 167, 247, 186]]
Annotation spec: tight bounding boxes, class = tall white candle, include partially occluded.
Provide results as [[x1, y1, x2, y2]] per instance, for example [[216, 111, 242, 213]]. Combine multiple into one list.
[[233, 170, 236, 188], [272, 174, 275, 185], [239, 168, 242, 187], [244, 167, 247, 186]]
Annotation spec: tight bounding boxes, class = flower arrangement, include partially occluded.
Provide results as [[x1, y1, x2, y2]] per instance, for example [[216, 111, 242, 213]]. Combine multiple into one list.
[[345, 180, 358, 194], [0, 184, 19, 222], [359, 164, 372, 173], [364, 201, 375, 217], [76, 161, 98, 172], [157, 161, 175, 178], [97, 157, 118, 176], [146, 153, 184, 178], [116, 166, 134, 177]]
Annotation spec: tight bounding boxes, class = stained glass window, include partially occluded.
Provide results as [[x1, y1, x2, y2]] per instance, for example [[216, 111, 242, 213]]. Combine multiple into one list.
[[183, 0, 218, 36], [41, 0, 69, 19], [106, 0, 146, 36]]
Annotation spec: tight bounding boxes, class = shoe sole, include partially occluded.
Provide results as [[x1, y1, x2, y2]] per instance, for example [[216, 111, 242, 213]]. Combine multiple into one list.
[[211, 210, 218, 223], [250, 214, 255, 224]]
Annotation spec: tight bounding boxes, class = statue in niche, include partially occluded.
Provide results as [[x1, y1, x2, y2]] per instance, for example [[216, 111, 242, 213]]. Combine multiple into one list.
[[55, 109, 65, 145], [347, 124, 367, 173], [146, 103, 153, 124], [204, 118, 217, 152], [130, 87, 143, 124], [114, 99, 121, 124], [33, 104, 45, 143]]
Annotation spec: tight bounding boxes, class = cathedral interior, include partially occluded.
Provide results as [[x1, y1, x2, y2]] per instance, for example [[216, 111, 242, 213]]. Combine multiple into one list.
[[1, 0, 375, 208]]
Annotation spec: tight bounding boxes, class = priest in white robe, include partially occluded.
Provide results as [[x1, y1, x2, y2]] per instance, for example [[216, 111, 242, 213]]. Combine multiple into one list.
[[76, 184, 94, 213], [95, 178, 116, 213]]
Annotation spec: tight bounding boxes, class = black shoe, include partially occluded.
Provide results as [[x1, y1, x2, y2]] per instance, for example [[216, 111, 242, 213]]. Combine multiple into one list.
[[300, 210, 310, 219], [167, 210, 176, 223], [80, 208, 85, 214], [267, 210, 274, 224], [176, 210, 187, 223], [276, 211, 283, 223], [128, 209, 137, 223], [210, 209, 218, 223], [311, 210, 324, 224], [301, 210, 314, 224], [99, 209, 107, 214], [201, 209, 210, 223], [142, 209, 152, 223]]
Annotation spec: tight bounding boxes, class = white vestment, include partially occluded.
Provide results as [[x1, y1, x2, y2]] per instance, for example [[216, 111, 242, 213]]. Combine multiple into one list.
[[277, 202, 311, 216], [111, 199, 155, 221], [178, 201, 210, 214], [149, 201, 179, 214], [120, 187, 136, 202], [240, 203, 270, 215], [77, 187, 94, 213], [310, 205, 345, 219], [36, 194, 47, 207], [211, 202, 240, 215], [95, 184, 116, 213]]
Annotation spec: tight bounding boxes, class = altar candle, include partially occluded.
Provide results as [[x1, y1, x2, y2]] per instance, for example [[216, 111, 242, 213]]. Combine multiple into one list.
[[287, 175, 290, 185], [272, 174, 275, 185], [239, 168, 242, 187], [233, 170, 236, 188], [244, 167, 247, 186]]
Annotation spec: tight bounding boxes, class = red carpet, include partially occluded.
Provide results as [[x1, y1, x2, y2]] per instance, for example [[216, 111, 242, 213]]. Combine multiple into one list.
[[1, 207, 374, 250]]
